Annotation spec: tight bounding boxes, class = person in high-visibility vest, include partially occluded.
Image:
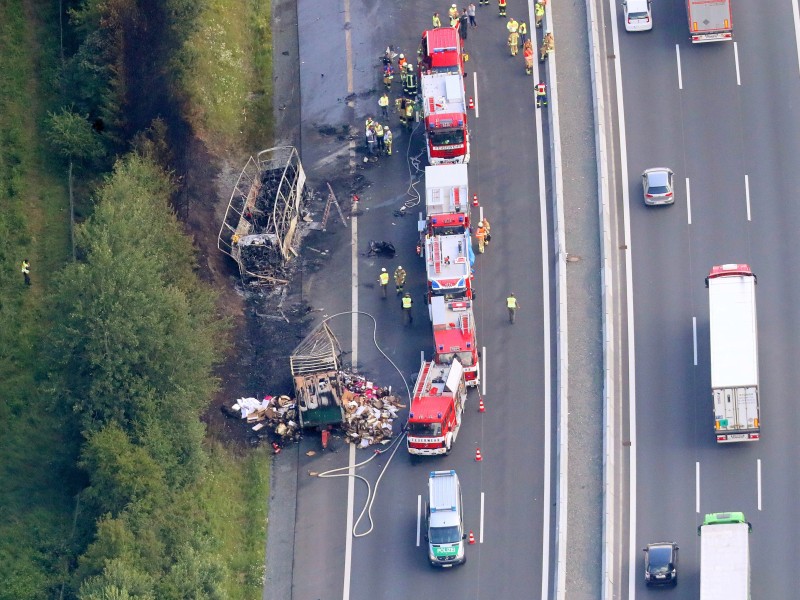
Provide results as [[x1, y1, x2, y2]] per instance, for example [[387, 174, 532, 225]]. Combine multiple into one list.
[[378, 93, 389, 119], [374, 122, 385, 154], [402, 64, 418, 96], [394, 265, 406, 294], [508, 31, 520, 56], [398, 54, 407, 71], [498, 0, 507, 17], [401, 293, 414, 324], [506, 293, 519, 323], [449, 3, 459, 26], [481, 218, 492, 245], [404, 99, 415, 127], [475, 224, 486, 253], [518, 21, 528, 45], [21, 259, 30, 286], [433, 12, 442, 28], [535, 81, 548, 107], [384, 127, 393, 156], [506, 17, 519, 34], [535, 1, 545, 28], [379, 268, 389, 297]]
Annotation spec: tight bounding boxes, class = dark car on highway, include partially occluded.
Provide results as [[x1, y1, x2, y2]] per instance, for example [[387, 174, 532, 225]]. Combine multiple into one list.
[[643, 541, 679, 587]]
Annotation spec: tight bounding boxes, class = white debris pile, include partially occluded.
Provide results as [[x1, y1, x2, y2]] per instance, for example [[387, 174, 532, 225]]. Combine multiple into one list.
[[340, 374, 405, 448]]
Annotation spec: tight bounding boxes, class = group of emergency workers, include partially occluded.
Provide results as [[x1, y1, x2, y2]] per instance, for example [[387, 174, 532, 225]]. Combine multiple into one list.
[[377, 266, 414, 324]]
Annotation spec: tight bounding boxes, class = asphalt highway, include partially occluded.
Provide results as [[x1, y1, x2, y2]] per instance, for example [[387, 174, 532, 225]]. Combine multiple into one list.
[[288, 1, 558, 599], [617, 0, 800, 596]]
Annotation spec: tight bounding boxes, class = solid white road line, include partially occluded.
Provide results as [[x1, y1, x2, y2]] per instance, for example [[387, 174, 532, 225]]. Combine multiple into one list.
[[480, 492, 485, 543], [607, 0, 639, 594], [482, 346, 487, 396], [686, 178, 692, 224], [792, 0, 800, 76], [676, 44, 684, 90], [757, 459, 762, 510], [532, 0, 555, 593], [745, 175, 752, 221], [734, 42, 741, 86], [696, 462, 701, 513], [479, 206, 484, 222], [416, 495, 422, 546], [473, 71, 479, 119], [344, 0, 356, 595], [693, 317, 698, 366]]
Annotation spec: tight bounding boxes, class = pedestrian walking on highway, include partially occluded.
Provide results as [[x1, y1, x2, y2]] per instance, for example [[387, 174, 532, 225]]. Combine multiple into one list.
[[481, 218, 491, 245], [394, 265, 407, 295], [508, 31, 520, 56], [366, 126, 377, 155], [518, 21, 528, 45], [506, 17, 519, 34], [374, 121, 385, 154], [468, 4, 477, 27], [506, 293, 519, 323], [523, 40, 534, 74], [498, 0, 507, 17], [378, 93, 389, 119], [379, 268, 390, 298], [21, 259, 30, 286], [402, 293, 414, 325], [433, 12, 442, 28], [459, 10, 469, 42], [535, 1, 545, 28], [539, 31, 554, 62], [384, 127, 393, 155], [535, 81, 548, 107], [449, 3, 459, 26]]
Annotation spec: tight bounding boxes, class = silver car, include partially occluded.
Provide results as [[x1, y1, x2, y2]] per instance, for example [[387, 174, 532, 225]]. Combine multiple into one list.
[[642, 168, 675, 205], [623, 0, 653, 32]]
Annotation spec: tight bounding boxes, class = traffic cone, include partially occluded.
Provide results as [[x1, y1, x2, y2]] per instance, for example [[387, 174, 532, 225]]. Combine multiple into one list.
[[271, 442, 281, 455], [472, 193, 479, 207], [479, 398, 485, 413], [468, 530, 476, 544], [468, 96, 475, 110], [475, 447, 482, 461]]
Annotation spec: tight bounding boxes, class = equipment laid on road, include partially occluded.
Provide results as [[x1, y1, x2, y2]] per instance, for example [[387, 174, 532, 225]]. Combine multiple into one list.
[[698, 512, 751, 600], [687, 0, 732, 43], [706, 263, 760, 442], [407, 357, 467, 456], [425, 470, 466, 566], [421, 72, 471, 165]]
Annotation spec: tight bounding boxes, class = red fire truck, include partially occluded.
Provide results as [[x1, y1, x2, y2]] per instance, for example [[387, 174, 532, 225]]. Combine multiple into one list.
[[421, 73, 470, 165], [419, 28, 464, 76], [407, 358, 467, 455], [430, 296, 480, 387], [424, 230, 473, 303]]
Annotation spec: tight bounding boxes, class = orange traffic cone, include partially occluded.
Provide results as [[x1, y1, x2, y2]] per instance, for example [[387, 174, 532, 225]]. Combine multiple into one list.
[[468, 96, 475, 110], [472, 193, 479, 207], [272, 442, 281, 455], [479, 398, 485, 412], [468, 530, 476, 544], [475, 447, 482, 461]]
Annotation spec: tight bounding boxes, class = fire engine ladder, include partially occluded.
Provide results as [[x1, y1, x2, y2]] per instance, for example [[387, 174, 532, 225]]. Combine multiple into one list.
[[414, 361, 433, 397], [452, 187, 461, 212], [460, 313, 470, 332], [432, 237, 442, 274]]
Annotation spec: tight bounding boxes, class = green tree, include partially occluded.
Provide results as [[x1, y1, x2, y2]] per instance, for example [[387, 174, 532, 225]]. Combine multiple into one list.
[[79, 559, 155, 600], [47, 107, 106, 164], [79, 424, 168, 517]]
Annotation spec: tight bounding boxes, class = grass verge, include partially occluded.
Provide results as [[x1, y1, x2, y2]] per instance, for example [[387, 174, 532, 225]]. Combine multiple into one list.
[[180, 0, 273, 155]]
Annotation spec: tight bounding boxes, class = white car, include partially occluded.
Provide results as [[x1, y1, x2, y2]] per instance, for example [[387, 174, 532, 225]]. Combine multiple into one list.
[[623, 0, 653, 31]]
